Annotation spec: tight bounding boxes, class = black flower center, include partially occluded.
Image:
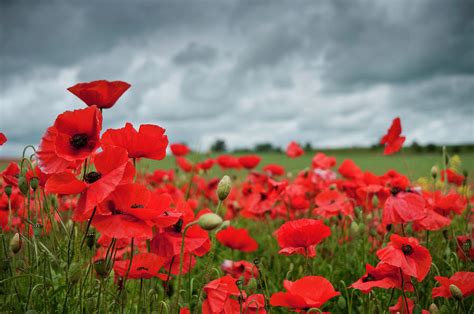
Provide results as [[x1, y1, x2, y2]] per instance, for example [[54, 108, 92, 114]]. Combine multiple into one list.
[[173, 219, 184, 233], [70, 133, 89, 149], [390, 187, 401, 196], [131, 204, 144, 209], [362, 273, 376, 283], [84, 171, 102, 184], [402, 244, 413, 255]]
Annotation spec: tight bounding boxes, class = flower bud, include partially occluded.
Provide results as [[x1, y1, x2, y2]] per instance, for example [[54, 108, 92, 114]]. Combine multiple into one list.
[[216, 175, 232, 201], [10, 233, 22, 254], [431, 166, 438, 179], [349, 221, 359, 236], [198, 213, 223, 231], [18, 176, 29, 196], [449, 284, 463, 300], [86, 232, 96, 249], [429, 303, 440, 314], [4, 185, 12, 197], [337, 296, 347, 309], [30, 177, 39, 190], [94, 259, 108, 277]]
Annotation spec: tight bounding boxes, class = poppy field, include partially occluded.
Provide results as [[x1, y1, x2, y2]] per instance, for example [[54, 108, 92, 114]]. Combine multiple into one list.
[[0, 80, 472, 313]]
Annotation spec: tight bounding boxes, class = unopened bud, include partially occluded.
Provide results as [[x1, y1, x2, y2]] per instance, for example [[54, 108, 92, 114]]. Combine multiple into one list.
[[349, 221, 359, 236], [4, 185, 12, 197], [337, 296, 347, 309], [217, 175, 232, 201], [431, 166, 438, 179], [449, 284, 463, 300], [10, 233, 22, 254], [86, 232, 96, 249], [30, 177, 39, 190], [429, 303, 440, 314], [198, 213, 223, 231], [94, 260, 108, 277], [18, 176, 29, 196]]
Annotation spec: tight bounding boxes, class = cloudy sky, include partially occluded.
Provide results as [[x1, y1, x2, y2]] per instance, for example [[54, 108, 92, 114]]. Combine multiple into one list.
[[1, 0, 473, 157]]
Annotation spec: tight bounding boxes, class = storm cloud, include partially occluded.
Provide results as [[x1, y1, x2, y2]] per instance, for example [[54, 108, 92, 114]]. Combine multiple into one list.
[[1, 0, 473, 157]]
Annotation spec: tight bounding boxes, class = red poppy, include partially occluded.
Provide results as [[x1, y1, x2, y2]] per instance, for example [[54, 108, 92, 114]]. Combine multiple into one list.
[[0, 132, 6, 146], [0, 188, 24, 231], [114, 253, 167, 280], [456, 235, 474, 261], [380, 117, 405, 155], [312, 153, 336, 169], [67, 80, 130, 109], [382, 191, 425, 227], [217, 155, 241, 169], [270, 276, 340, 311], [440, 169, 465, 186], [216, 226, 258, 252], [286, 141, 304, 158], [313, 189, 353, 218], [426, 190, 466, 216], [221, 260, 258, 283], [238, 155, 261, 170], [389, 297, 428, 314], [176, 157, 194, 173], [37, 106, 102, 173], [376, 234, 431, 281], [92, 184, 178, 239], [338, 159, 363, 180], [263, 164, 285, 176], [412, 209, 451, 231], [170, 143, 190, 156], [274, 219, 331, 257], [351, 262, 414, 294], [432, 271, 474, 299], [284, 184, 310, 211], [196, 158, 215, 171], [1, 162, 20, 186], [45, 146, 134, 220], [101, 122, 168, 160]]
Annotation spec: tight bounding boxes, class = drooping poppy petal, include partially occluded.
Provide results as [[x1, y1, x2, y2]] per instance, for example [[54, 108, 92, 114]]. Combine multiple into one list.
[[114, 253, 166, 279], [67, 80, 131, 109], [380, 117, 406, 155], [432, 271, 474, 299], [382, 191, 425, 227]]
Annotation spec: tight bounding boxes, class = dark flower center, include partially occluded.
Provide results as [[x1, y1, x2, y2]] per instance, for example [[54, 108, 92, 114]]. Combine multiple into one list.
[[84, 171, 102, 184], [260, 193, 267, 201], [131, 204, 144, 209], [70, 133, 89, 149], [402, 244, 413, 255], [173, 218, 184, 233], [136, 267, 149, 271], [390, 187, 401, 196], [362, 273, 376, 283]]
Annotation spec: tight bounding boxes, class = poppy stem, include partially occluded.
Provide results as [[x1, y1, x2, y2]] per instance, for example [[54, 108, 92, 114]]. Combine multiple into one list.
[[401, 223, 406, 237], [399, 268, 409, 314], [80, 206, 97, 249], [122, 237, 135, 298], [184, 173, 194, 201]]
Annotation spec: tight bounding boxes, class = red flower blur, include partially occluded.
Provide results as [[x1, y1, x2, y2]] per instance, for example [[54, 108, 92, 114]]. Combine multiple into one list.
[[238, 155, 261, 170], [351, 262, 414, 294], [101, 122, 168, 160], [67, 80, 130, 109], [274, 219, 331, 257], [440, 169, 465, 186], [170, 143, 190, 156], [380, 117, 405, 155], [217, 155, 241, 169], [37, 106, 102, 173], [270, 276, 340, 311], [432, 271, 474, 299], [0, 132, 6, 146], [221, 260, 258, 283], [376, 234, 431, 281], [114, 253, 167, 279], [216, 226, 258, 252], [382, 191, 425, 227], [263, 164, 285, 176], [389, 297, 428, 314], [312, 153, 336, 169], [286, 141, 304, 158]]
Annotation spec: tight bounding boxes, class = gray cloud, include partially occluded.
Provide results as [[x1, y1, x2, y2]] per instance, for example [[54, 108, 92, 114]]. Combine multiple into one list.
[[1, 0, 473, 157]]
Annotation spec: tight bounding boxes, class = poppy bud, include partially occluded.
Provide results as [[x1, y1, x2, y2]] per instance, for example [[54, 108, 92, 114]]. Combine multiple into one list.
[[337, 296, 347, 309], [33, 223, 43, 237], [30, 177, 39, 190], [10, 233, 22, 254], [18, 176, 29, 196], [217, 175, 232, 201], [86, 232, 96, 249], [358, 222, 366, 235], [429, 303, 440, 314], [439, 305, 449, 314], [198, 213, 223, 231], [94, 260, 108, 277], [4, 185, 12, 197], [449, 284, 463, 300], [431, 166, 438, 179], [349, 221, 359, 236], [68, 262, 82, 284]]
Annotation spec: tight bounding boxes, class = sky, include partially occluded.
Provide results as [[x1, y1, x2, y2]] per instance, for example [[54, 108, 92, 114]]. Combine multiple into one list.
[[1, 0, 473, 157]]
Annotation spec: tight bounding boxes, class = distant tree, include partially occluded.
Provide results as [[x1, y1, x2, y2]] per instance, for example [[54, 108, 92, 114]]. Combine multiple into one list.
[[255, 143, 275, 152], [425, 143, 438, 153], [411, 141, 423, 153], [211, 139, 227, 152], [304, 142, 313, 152]]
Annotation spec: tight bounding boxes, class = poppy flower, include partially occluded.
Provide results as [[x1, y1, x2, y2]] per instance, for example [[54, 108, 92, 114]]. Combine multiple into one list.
[[216, 226, 258, 252], [380, 117, 405, 155], [0, 188, 24, 231], [238, 155, 261, 170], [456, 235, 474, 261], [313, 189, 353, 218], [221, 260, 258, 283], [274, 219, 331, 257], [217, 155, 241, 169], [0, 132, 6, 146], [37, 106, 102, 173], [286, 141, 304, 158], [150, 169, 174, 184], [263, 164, 285, 176], [270, 276, 340, 311], [170, 143, 190, 157], [412, 209, 451, 231], [176, 157, 194, 173], [351, 262, 414, 294], [201, 275, 245, 314], [67, 80, 130, 109], [113, 253, 167, 280], [440, 169, 465, 186], [376, 234, 432, 281], [1, 162, 20, 186], [338, 159, 363, 180], [284, 184, 310, 211], [101, 123, 168, 160], [196, 158, 215, 171], [45, 146, 134, 219], [389, 297, 428, 314], [426, 190, 466, 216], [382, 191, 425, 227], [312, 153, 336, 169], [432, 271, 474, 299], [92, 184, 179, 239]]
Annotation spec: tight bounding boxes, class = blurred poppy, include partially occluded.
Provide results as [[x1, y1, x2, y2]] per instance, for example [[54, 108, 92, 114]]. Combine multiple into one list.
[[389, 297, 428, 314], [217, 155, 241, 169], [312, 152, 336, 169], [176, 157, 194, 173], [382, 191, 425, 227], [216, 226, 258, 252], [432, 271, 474, 299], [0, 132, 6, 145], [286, 141, 304, 158], [338, 159, 363, 180], [170, 143, 190, 156], [274, 219, 331, 257], [197, 158, 215, 171], [380, 117, 405, 155], [263, 164, 285, 176], [67, 80, 130, 109], [221, 260, 258, 283], [238, 155, 261, 170], [440, 169, 464, 186], [1, 162, 20, 186]]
